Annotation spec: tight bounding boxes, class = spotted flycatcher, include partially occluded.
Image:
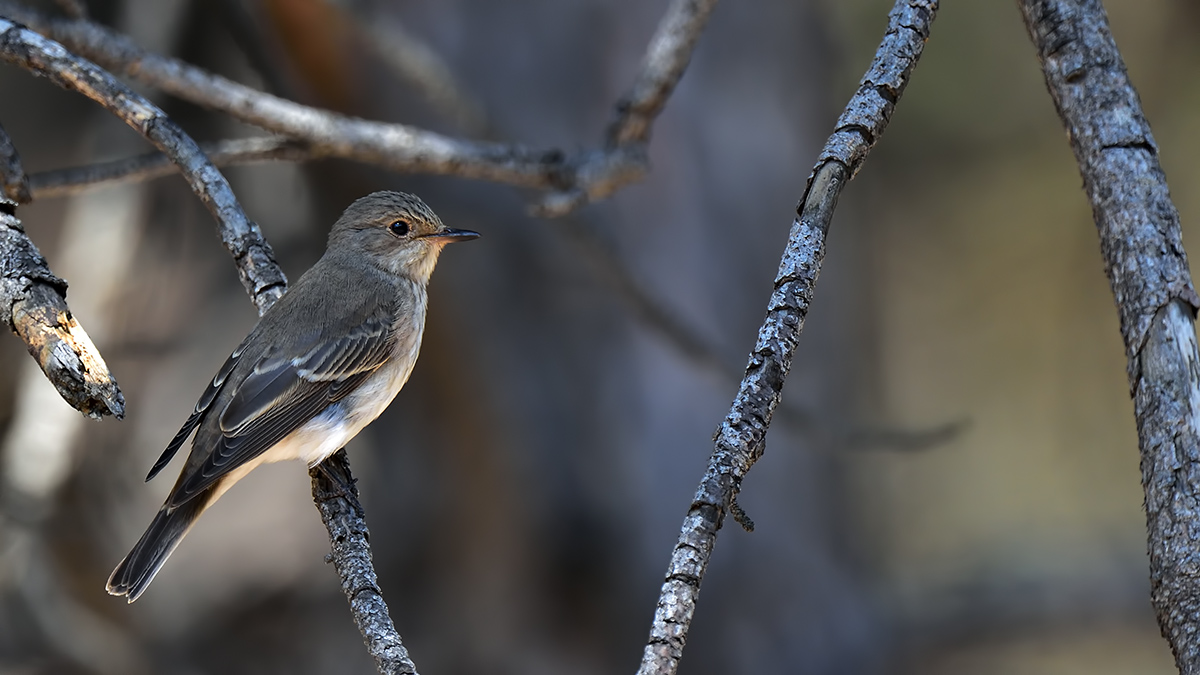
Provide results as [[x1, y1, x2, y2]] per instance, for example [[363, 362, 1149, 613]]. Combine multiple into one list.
[[106, 191, 478, 602]]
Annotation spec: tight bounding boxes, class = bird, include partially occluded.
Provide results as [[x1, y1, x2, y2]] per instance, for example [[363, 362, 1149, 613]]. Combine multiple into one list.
[[106, 191, 479, 602]]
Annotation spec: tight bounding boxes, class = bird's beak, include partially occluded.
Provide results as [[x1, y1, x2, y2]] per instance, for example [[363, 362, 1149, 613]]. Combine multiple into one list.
[[421, 228, 480, 243]]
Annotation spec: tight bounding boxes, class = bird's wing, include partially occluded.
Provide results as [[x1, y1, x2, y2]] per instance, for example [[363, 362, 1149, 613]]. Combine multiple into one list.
[[145, 342, 247, 482], [167, 307, 396, 507]]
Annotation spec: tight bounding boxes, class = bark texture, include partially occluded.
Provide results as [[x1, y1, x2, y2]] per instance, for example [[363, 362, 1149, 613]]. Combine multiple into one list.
[[636, 2, 938, 674], [311, 450, 419, 675], [1019, 0, 1200, 671], [0, 206, 123, 419], [0, 18, 287, 313]]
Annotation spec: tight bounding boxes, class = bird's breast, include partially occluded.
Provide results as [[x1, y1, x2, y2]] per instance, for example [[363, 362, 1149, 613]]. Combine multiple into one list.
[[324, 283, 428, 447], [260, 281, 428, 468]]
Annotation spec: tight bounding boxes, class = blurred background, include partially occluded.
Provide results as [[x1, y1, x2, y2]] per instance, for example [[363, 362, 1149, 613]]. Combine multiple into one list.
[[0, 0, 1194, 672]]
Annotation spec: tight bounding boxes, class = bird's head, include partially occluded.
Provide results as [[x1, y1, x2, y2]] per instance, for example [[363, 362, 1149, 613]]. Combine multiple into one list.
[[328, 191, 479, 283]]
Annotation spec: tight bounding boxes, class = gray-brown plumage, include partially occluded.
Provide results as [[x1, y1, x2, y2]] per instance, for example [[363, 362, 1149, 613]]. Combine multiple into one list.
[[107, 191, 478, 602]]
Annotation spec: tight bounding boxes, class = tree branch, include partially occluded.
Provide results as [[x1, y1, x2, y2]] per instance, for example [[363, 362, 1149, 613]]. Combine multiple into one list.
[[0, 202, 123, 419], [0, 21, 410, 673], [0, 0, 714, 216], [607, 0, 718, 147], [0, 17, 286, 313], [635, 2, 939, 673], [538, 0, 720, 216], [27, 136, 319, 200], [1018, 1, 1200, 671], [311, 450, 418, 675]]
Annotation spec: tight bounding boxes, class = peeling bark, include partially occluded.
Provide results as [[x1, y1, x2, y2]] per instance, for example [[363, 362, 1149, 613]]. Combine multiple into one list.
[[1019, 1, 1200, 671], [0, 206, 122, 419]]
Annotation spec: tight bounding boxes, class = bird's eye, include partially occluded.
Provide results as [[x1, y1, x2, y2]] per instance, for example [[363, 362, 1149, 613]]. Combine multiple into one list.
[[389, 220, 411, 237]]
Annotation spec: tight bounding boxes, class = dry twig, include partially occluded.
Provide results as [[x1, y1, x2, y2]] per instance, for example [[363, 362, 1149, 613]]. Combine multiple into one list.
[[0, 0, 714, 216], [0, 20, 412, 671], [0, 18, 286, 313], [635, 2, 939, 673], [0, 203, 123, 419], [607, 0, 717, 147], [311, 450, 418, 675], [1019, 1, 1200, 671]]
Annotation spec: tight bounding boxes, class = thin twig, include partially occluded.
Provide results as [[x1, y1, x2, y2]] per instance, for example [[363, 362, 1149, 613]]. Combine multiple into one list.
[[311, 450, 418, 675], [0, 22, 411, 673], [0, 203, 123, 419], [0, 18, 286, 313], [28, 136, 319, 199], [636, 2, 938, 673], [539, 0, 721, 215], [1018, 1, 1200, 671], [0, 0, 713, 216], [607, 0, 719, 147], [0, 121, 29, 203], [13, 26, 956, 458]]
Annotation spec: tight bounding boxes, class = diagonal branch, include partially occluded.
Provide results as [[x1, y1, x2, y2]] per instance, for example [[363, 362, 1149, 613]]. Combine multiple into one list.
[[538, 0, 720, 216], [0, 21, 410, 674], [635, 2, 939, 673], [311, 450, 418, 675], [0, 0, 715, 216], [0, 18, 286, 313], [607, 0, 717, 147], [1018, 1, 1200, 671]]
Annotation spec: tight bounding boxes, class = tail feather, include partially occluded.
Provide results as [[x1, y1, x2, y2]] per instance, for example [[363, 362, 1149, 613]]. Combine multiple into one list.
[[106, 494, 208, 602]]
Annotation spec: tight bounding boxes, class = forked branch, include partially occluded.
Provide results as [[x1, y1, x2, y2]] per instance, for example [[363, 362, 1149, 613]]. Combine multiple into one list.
[[0, 0, 717, 216], [0, 21, 410, 672], [0, 18, 286, 313]]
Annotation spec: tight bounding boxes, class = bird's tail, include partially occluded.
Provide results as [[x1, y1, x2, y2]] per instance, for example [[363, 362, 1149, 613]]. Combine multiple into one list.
[[106, 493, 208, 603]]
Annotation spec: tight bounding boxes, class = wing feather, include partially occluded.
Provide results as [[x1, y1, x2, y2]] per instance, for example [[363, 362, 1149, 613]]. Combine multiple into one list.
[[167, 308, 396, 507], [145, 343, 246, 482]]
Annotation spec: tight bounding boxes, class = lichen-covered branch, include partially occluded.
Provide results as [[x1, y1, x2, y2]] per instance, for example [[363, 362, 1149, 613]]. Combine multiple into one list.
[[1018, 1, 1200, 671], [0, 18, 286, 313], [0, 0, 714, 216], [636, 2, 938, 673], [311, 450, 418, 675], [28, 136, 319, 200], [0, 203, 123, 419]]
